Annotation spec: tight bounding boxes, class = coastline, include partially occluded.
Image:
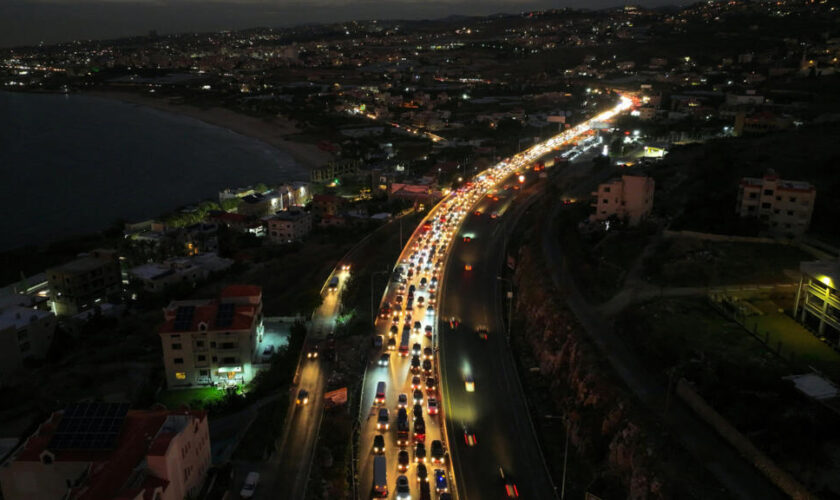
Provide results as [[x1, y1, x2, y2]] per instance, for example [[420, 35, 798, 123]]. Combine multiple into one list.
[[85, 89, 333, 171]]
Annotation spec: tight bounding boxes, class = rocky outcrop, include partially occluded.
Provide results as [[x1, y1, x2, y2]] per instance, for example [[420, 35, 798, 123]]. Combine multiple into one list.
[[513, 245, 674, 499]]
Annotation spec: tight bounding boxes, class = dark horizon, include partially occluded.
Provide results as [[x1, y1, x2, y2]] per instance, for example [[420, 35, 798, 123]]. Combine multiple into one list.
[[0, 0, 692, 49]]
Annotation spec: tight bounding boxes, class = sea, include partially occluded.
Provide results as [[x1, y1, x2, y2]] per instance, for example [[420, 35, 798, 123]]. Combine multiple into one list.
[[0, 91, 307, 251]]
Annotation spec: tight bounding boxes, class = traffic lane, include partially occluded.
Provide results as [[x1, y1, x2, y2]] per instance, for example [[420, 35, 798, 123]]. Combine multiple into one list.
[[442, 186, 556, 499], [260, 360, 326, 500]]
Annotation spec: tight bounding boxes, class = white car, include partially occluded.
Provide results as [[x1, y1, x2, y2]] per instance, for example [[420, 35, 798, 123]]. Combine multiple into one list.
[[464, 374, 475, 392]]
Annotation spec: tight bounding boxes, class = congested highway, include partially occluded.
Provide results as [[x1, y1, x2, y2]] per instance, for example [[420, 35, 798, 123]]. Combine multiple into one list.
[[356, 95, 634, 499]]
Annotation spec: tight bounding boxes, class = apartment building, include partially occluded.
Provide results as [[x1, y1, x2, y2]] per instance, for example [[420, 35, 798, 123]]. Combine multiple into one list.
[[794, 260, 840, 343], [736, 170, 815, 237], [159, 285, 263, 388], [0, 403, 210, 500], [0, 305, 56, 377], [267, 209, 313, 243], [46, 249, 122, 316], [590, 174, 655, 226]]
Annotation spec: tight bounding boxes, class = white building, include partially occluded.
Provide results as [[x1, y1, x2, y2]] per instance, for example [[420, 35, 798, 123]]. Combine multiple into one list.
[[736, 169, 815, 237], [590, 174, 655, 226], [0, 305, 56, 377], [159, 285, 263, 388]]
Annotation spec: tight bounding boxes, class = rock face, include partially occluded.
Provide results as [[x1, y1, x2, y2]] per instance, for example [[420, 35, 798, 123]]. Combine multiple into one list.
[[513, 245, 671, 499]]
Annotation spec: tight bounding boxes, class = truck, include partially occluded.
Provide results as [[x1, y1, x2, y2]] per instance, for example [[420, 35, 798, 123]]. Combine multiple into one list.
[[373, 456, 388, 498], [398, 329, 410, 357], [328, 276, 339, 292]]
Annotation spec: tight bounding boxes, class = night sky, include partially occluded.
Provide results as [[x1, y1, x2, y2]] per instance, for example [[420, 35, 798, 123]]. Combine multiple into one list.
[[0, 0, 692, 48]]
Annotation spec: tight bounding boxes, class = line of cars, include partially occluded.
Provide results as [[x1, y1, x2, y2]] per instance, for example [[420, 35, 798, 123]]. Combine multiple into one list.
[[363, 95, 634, 500]]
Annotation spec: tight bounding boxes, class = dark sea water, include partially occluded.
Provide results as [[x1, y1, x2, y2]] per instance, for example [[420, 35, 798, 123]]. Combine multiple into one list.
[[0, 91, 307, 251]]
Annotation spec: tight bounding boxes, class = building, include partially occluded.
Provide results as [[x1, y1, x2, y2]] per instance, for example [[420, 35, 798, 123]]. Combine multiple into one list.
[[0, 305, 56, 377], [237, 192, 282, 218], [0, 403, 210, 500], [267, 209, 313, 243], [794, 261, 840, 343], [312, 194, 344, 218], [736, 170, 815, 237], [590, 174, 655, 226], [46, 249, 122, 316], [159, 285, 263, 388]]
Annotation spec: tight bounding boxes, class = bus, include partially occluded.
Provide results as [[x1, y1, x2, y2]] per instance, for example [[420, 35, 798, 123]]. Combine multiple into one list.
[[373, 456, 388, 498]]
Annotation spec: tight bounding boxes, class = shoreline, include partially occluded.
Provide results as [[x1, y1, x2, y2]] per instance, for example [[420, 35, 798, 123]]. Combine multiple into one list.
[[84, 89, 333, 171]]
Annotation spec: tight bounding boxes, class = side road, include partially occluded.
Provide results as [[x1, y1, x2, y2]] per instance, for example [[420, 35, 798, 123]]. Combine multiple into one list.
[[541, 201, 787, 500]]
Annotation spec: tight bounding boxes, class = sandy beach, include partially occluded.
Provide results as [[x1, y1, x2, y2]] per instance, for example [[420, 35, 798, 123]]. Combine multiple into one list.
[[86, 90, 334, 170]]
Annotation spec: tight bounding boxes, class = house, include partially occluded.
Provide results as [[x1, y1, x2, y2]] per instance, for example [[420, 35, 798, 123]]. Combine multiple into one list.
[[46, 249, 122, 316], [312, 194, 344, 218], [590, 175, 655, 226], [0, 403, 210, 500], [794, 261, 840, 344], [0, 305, 55, 377], [736, 169, 815, 237], [267, 209, 313, 243], [158, 285, 263, 388], [129, 260, 208, 294], [237, 192, 283, 218]]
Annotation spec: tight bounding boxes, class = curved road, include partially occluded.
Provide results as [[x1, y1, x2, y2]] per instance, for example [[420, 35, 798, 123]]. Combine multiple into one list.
[[439, 178, 557, 499]]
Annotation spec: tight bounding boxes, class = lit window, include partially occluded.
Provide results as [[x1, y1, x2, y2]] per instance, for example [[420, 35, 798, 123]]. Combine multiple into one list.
[[175, 372, 187, 380]]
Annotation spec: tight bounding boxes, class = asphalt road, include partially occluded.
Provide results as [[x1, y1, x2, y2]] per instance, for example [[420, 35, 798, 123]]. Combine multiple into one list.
[[257, 269, 349, 500], [357, 214, 450, 500], [439, 177, 558, 500]]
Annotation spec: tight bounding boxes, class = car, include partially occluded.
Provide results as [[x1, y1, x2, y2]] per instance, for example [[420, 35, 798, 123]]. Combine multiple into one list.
[[389, 325, 399, 337], [378, 353, 390, 367], [474, 210, 482, 216], [240, 471, 260, 499], [430, 440, 445, 465], [463, 236, 471, 242], [426, 305, 435, 314], [263, 345, 275, 357], [449, 317, 459, 329], [464, 264, 472, 271], [463, 424, 477, 446], [413, 321, 422, 331], [414, 442, 426, 463], [341, 264, 351, 271], [424, 326, 433, 338], [377, 408, 389, 430], [427, 398, 438, 415], [412, 343, 422, 356], [396, 475, 411, 499], [476, 326, 489, 340], [398, 450, 410, 472], [464, 373, 475, 392], [373, 434, 386, 454], [411, 376, 422, 390], [373, 335, 383, 348], [395, 294, 403, 304], [422, 359, 432, 375], [417, 296, 425, 306], [387, 338, 396, 351], [410, 356, 421, 373], [500, 467, 519, 498], [434, 469, 448, 493], [425, 377, 437, 393], [416, 463, 428, 483], [296, 389, 309, 405], [423, 346, 433, 360], [413, 403, 423, 420], [397, 393, 408, 409], [420, 277, 427, 287], [413, 389, 424, 404]]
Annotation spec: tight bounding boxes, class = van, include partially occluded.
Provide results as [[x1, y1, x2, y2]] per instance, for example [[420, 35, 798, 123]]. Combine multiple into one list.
[[373, 456, 388, 497], [375, 381, 386, 405], [240, 471, 259, 498]]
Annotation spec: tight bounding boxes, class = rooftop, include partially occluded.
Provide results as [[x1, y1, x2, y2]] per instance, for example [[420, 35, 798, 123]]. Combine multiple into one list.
[[0, 305, 52, 330]]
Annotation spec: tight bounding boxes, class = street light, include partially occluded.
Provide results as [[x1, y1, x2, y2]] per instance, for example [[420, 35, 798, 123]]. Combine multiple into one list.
[[496, 276, 513, 343]]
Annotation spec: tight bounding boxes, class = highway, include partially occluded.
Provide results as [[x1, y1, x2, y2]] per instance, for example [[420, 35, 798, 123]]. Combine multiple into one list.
[[439, 178, 556, 499], [355, 95, 634, 499], [258, 267, 350, 500]]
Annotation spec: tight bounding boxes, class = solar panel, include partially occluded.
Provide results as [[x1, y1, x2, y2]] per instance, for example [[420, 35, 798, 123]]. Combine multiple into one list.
[[215, 302, 235, 328], [173, 305, 195, 331], [48, 402, 129, 451]]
